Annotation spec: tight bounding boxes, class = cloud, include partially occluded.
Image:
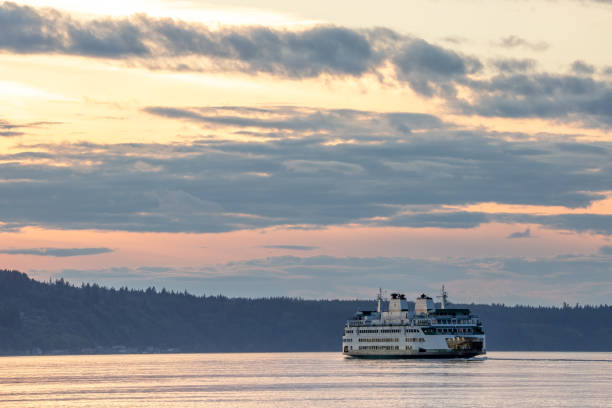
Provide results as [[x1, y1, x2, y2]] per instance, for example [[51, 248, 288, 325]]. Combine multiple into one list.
[[380, 211, 612, 236], [526, 214, 612, 235], [599, 246, 612, 255], [46, 256, 469, 299], [1, 106, 611, 234], [491, 58, 536, 73], [283, 159, 364, 175], [0, 118, 60, 137], [261, 245, 318, 250], [393, 38, 482, 96], [440, 36, 469, 45], [379, 211, 490, 229], [571, 60, 596, 75], [0, 3, 384, 78], [507, 228, 531, 239], [0, 131, 23, 137], [459, 73, 612, 126], [0, 2, 148, 56], [496, 35, 549, 51], [1, 119, 23, 137], [0, 2, 481, 89], [0, 247, 113, 257], [0, 221, 22, 232], [143, 106, 444, 134], [46, 251, 612, 303]]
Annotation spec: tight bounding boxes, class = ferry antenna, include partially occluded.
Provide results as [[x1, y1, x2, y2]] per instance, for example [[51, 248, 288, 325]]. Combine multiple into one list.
[[376, 287, 383, 313], [437, 284, 448, 309]]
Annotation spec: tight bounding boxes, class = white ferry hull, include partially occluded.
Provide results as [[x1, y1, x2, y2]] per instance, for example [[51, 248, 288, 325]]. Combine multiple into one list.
[[343, 334, 485, 359], [344, 350, 485, 359]]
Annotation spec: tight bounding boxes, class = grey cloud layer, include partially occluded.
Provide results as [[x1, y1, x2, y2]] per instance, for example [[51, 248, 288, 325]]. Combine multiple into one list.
[[49, 252, 612, 303], [0, 247, 112, 257], [0, 3, 390, 77], [3, 3, 612, 125], [0, 2, 484, 85], [460, 73, 612, 126], [1, 106, 611, 234], [0, 2, 478, 95]]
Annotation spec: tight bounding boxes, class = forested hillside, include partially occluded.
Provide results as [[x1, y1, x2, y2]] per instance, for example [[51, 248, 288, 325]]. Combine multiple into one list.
[[1, 269, 611, 354]]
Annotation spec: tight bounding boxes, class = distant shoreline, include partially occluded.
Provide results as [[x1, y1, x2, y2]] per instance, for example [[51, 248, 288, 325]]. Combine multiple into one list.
[[2, 270, 612, 355], [3, 347, 612, 357]]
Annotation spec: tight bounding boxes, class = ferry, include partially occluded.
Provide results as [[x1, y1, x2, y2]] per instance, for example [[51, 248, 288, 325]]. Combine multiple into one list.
[[342, 286, 485, 358]]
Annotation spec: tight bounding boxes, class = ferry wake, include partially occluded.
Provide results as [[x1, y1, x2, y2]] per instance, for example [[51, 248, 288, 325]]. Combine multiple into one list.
[[342, 286, 485, 358]]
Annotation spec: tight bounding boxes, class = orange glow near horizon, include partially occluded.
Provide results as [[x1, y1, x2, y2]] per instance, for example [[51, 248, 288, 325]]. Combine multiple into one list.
[[1, 222, 608, 283]]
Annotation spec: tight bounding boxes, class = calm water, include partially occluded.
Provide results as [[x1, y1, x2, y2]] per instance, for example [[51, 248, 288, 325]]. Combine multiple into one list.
[[1, 352, 611, 407]]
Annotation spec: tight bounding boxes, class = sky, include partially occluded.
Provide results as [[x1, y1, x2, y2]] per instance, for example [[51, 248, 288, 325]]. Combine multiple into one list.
[[1, 0, 612, 305]]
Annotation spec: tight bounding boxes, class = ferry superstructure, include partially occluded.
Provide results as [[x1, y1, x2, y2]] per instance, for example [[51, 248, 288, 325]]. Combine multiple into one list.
[[342, 287, 485, 358]]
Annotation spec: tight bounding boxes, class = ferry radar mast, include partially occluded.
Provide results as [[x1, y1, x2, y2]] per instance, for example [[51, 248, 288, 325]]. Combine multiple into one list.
[[377, 288, 383, 313], [437, 285, 448, 309]]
